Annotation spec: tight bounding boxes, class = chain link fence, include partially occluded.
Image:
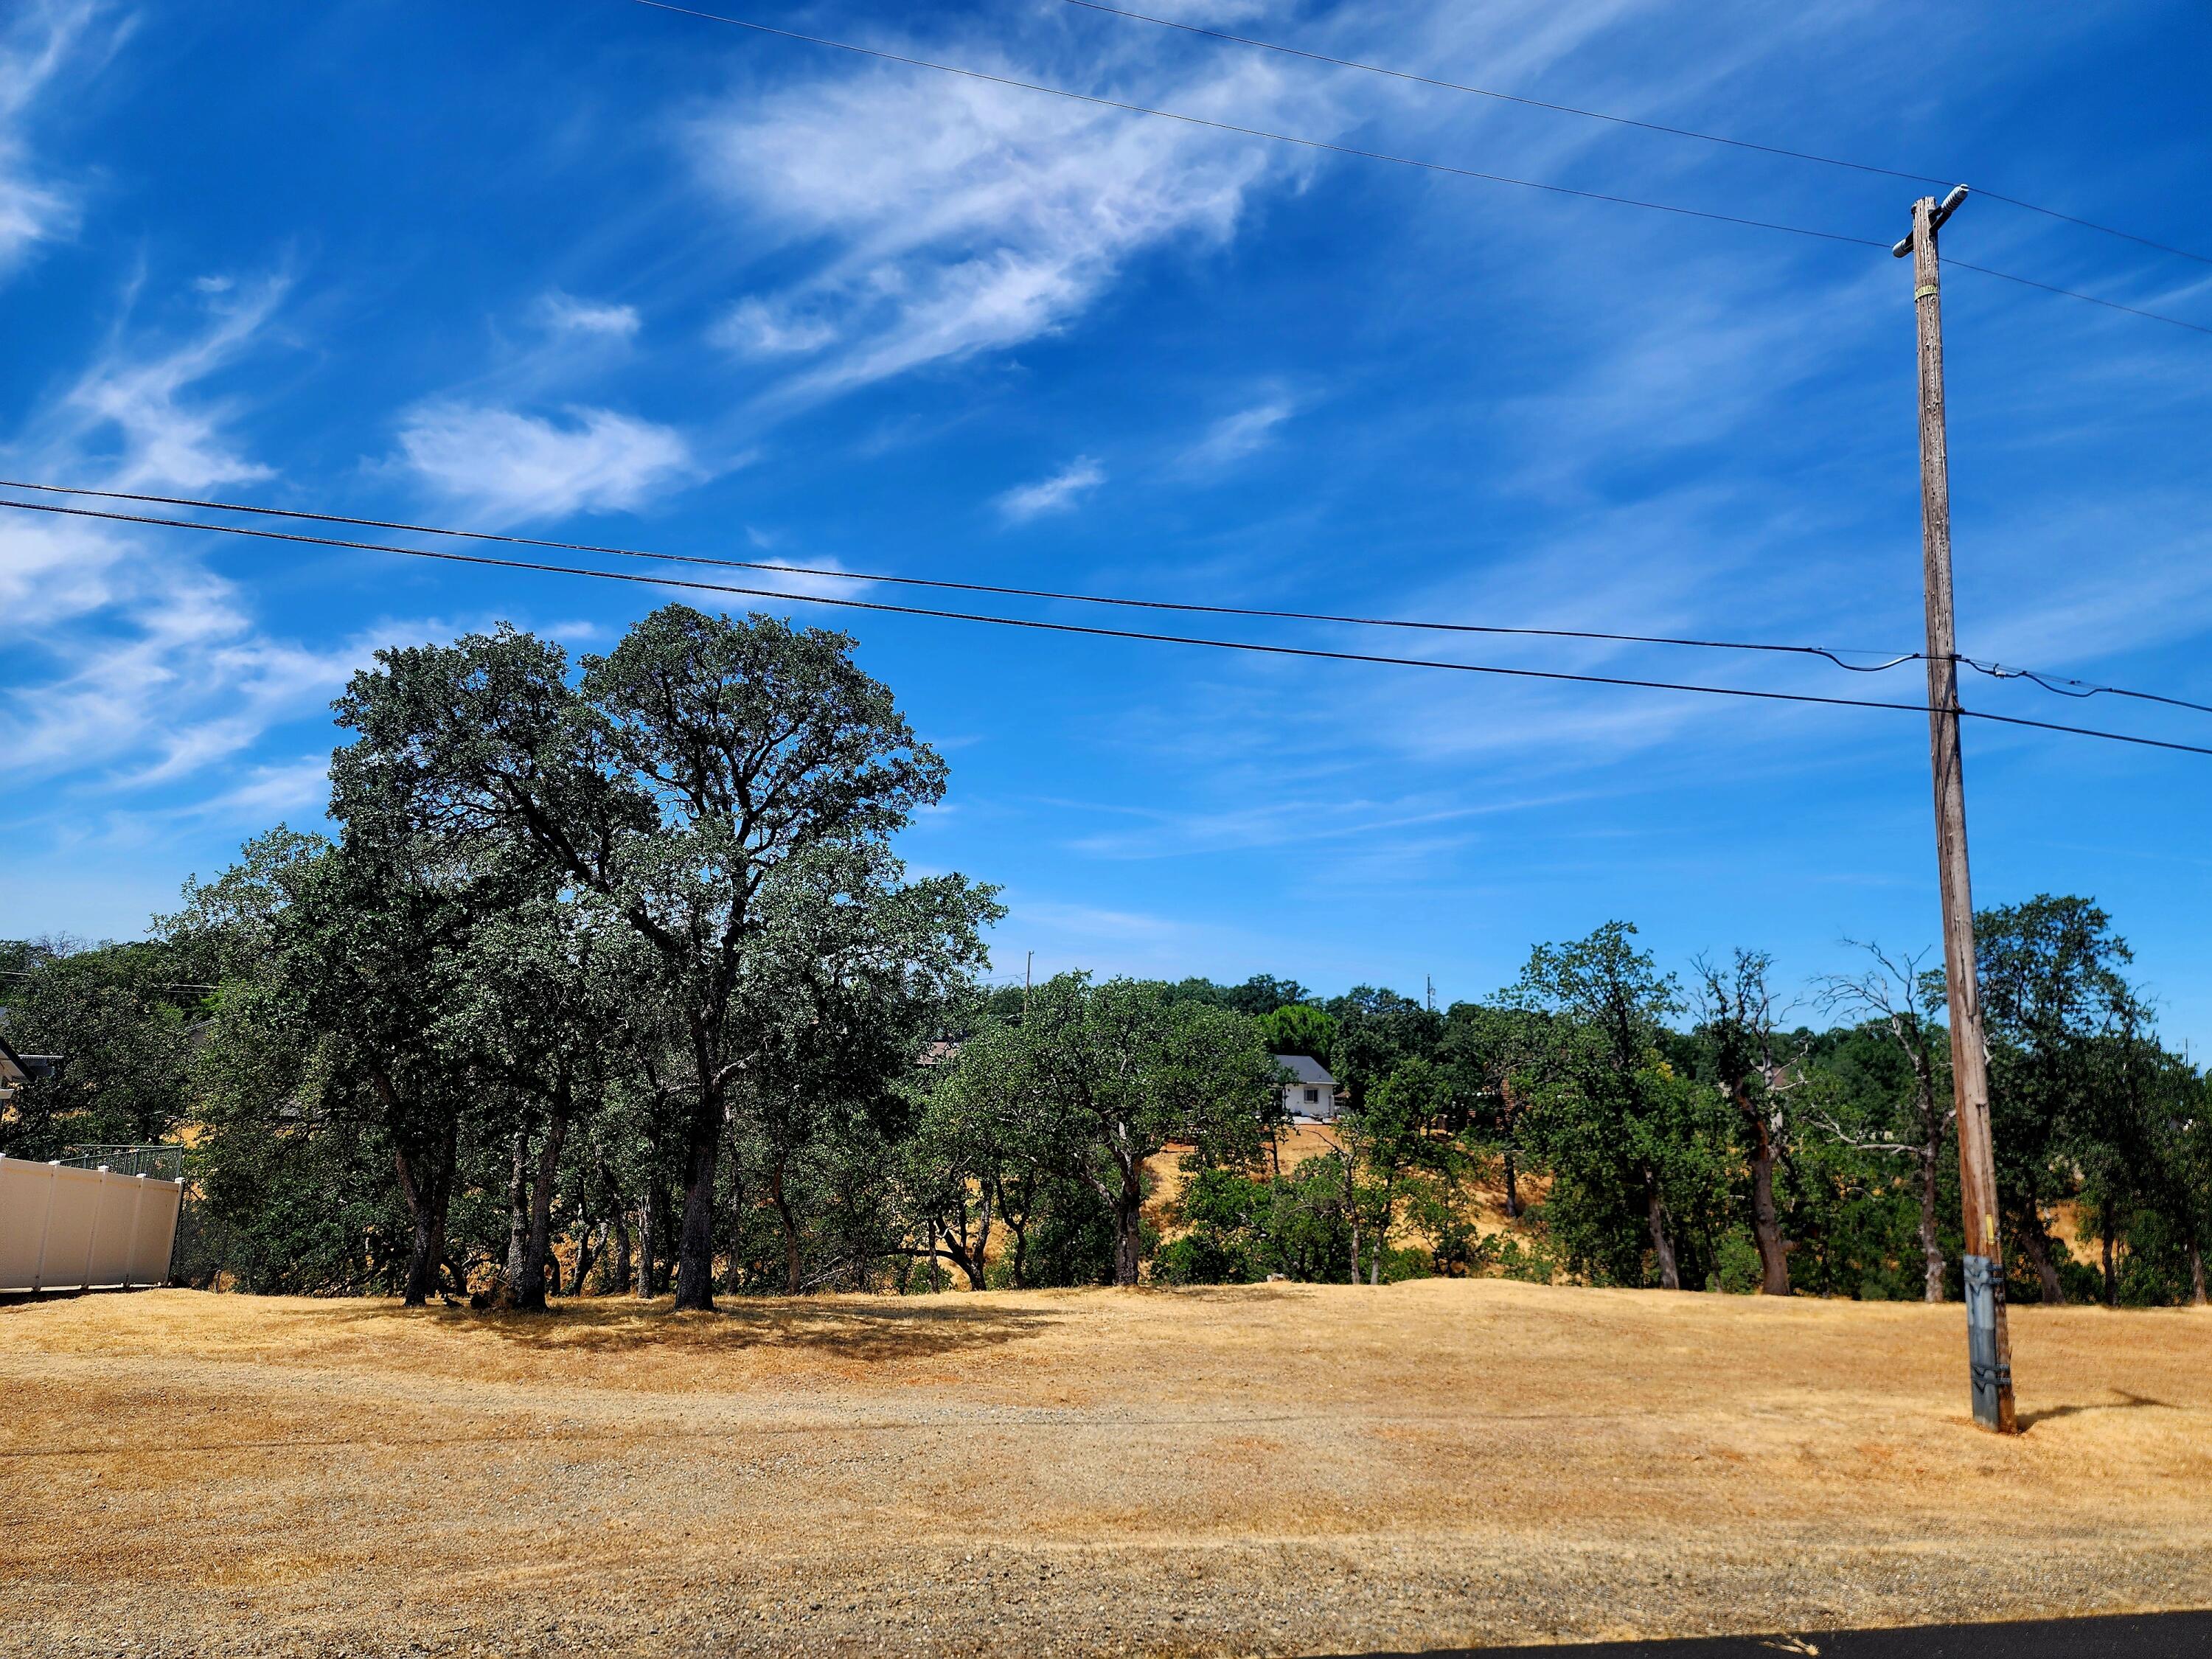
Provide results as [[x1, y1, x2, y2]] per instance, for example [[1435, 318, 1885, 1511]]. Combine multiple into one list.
[[57, 1144, 186, 1182]]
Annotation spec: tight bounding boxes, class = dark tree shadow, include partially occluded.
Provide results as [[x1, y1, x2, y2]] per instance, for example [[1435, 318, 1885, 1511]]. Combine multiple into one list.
[[299, 1294, 1065, 1363], [2018, 1388, 2173, 1430]]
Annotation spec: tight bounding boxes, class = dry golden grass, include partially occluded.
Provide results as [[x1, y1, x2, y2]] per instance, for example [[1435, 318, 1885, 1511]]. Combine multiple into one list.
[[2, 1281, 2208, 1657]]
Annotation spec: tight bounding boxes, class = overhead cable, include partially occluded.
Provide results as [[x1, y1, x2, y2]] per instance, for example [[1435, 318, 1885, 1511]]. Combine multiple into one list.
[[10, 478, 2199, 723], [0, 477, 1919, 675], [5, 493, 2208, 759], [1959, 656, 2212, 720], [625, 0, 2212, 336], [1056, 0, 2212, 268]]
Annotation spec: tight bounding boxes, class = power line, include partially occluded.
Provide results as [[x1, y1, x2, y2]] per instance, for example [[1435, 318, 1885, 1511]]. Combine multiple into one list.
[[6, 493, 2210, 759], [1959, 655, 2212, 720], [1936, 256, 2212, 338], [625, 0, 2212, 338], [1057, 0, 2212, 268], [0, 478, 1921, 675], [10, 478, 2202, 723]]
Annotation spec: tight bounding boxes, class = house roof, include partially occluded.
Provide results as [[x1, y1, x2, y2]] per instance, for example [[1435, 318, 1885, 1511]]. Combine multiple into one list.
[[1275, 1053, 1335, 1086], [1, 1033, 62, 1090]]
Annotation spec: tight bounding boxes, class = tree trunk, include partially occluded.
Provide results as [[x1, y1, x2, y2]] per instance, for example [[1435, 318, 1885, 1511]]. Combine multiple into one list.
[[673, 1088, 723, 1310], [1502, 1147, 1520, 1220], [2189, 1239, 2207, 1307], [2099, 1199, 2118, 1308], [768, 1158, 803, 1297], [501, 1124, 532, 1296], [1005, 1209, 1029, 1290], [515, 1103, 571, 1311], [574, 1221, 599, 1298], [959, 1182, 995, 1292], [1918, 1141, 1945, 1303], [393, 1119, 454, 1310], [1738, 1090, 1790, 1296], [1112, 1164, 1143, 1288], [2018, 1211, 2065, 1304], [634, 1187, 658, 1298], [400, 1181, 447, 1310], [1739, 1107, 1789, 1295], [610, 1211, 632, 1295], [1646, 1182, 1681, 1291]]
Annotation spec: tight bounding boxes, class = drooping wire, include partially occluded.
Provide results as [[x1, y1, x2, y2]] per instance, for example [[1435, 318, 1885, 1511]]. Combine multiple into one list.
[[0, 476, 1921, 675], [623, 0, 2212, 335], [5, 493, 2210, 759], [1055, 0, 2212, 268], [1958, 656, 2212, 719], [11, 478, 2203, 720]]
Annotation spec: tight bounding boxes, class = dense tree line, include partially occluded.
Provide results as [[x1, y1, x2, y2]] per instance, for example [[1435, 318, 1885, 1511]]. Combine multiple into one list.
[[4, 608, 2206, 1309]]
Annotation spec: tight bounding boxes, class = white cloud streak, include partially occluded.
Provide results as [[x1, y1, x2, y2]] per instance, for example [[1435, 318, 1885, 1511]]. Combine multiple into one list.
[[688, 36, 1328, 400], [997, 456, 1104, 523], [394, 402, 695, 524], [1183, 395, 1296, 470], [536, 291, 642, 338], [1, 276, 431, 811], [0, 1, 114, 279]]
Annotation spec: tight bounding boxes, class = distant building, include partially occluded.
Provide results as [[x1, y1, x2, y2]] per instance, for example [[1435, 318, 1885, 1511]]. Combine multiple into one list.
[[0, 1032, 62, 1109], [1275, 1054, 1340, 1122]]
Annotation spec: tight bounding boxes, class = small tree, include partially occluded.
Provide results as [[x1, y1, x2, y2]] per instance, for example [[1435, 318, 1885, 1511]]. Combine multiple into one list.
[[934, 975, 1277, 1287], [1972, 895, 2141, 1302], [1693, 950, 1794, 1297], [1509, 923, 1730, 1290], [1812, 941, 1954, 1302], [1328, 1057, 1441, 1284]]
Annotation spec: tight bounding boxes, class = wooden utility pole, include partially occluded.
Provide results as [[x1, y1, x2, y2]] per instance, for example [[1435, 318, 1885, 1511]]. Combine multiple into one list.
[[1895, 185, 2017, 1434]]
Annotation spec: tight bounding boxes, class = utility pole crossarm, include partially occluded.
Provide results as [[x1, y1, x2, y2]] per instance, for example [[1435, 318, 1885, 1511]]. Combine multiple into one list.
[[1908, 185, 2017, 1436], [1894, 184, 1970, 257]]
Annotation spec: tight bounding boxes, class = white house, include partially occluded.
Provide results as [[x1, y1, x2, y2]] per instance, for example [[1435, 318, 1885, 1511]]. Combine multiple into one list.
[[0, 1033, 61, 1108], [1276, 1054, 1341, 1122]]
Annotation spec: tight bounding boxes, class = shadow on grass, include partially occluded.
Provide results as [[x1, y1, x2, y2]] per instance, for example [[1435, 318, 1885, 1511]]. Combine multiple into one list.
[[296, 1293, 1065, 1363], [2018, 1388, 2173, 1430]]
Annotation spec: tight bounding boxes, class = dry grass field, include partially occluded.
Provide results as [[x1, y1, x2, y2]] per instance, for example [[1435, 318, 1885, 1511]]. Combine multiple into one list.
[[2, 1282, 2208, 1658]]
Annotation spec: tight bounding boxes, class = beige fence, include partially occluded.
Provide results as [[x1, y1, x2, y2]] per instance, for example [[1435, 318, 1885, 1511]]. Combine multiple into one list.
[[0, 1155, 182, 1293]]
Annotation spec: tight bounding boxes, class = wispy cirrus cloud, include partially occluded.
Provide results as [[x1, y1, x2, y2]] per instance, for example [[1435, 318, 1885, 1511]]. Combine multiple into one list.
[[687, 31, 1329, 400], [1, 274, 431, 808], [393, 402, 695, 524], [711, 296, 838, 358], [1183, 394, 1297, 471], [49, 271, 289, 490], [535, 291, 641, 338], [0, 1, 121, 279], [997, 455, 1104, 523]]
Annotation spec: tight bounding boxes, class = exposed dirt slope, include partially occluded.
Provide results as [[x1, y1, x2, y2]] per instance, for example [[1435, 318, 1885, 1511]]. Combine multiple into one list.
[[2, 1282, 2208, 1656]]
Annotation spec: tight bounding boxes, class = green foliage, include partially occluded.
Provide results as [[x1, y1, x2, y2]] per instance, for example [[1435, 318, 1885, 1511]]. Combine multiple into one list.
[[23, 644, 2212, 1334], [0, 940, 200, 1161], [1507, 923, 1736, 1289], [918, 974, 1279, 1285], [1256, 1003, 1337, 1060]]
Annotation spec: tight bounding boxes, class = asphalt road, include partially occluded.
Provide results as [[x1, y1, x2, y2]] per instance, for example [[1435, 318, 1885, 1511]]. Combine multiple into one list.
[[1352, 1609, 2212, 1658]]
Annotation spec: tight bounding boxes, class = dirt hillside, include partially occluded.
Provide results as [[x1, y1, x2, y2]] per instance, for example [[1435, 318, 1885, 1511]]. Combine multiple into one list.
[[2, 1281, 2208, 1656]]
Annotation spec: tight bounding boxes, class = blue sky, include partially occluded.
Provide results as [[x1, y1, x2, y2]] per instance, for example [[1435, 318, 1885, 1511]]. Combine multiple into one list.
[[2, 1, 2208, 1035]]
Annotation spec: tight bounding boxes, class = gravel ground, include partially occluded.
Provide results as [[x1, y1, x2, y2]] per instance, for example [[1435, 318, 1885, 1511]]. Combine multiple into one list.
[[2, 1281, 2208, 1656]]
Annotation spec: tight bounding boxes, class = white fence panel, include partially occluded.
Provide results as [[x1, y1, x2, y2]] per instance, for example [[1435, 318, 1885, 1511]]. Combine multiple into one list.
[[0, 1160, 60, 1290], [0, 1155, 181, 1293]]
